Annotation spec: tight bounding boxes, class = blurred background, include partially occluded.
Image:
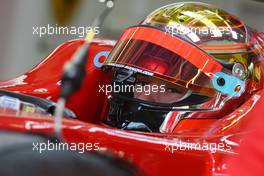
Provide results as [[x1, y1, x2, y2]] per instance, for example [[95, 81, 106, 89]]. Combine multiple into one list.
[[0, 0, 263, 80]]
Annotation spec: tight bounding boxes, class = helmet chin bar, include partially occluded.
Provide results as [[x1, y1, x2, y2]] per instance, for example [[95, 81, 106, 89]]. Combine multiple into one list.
[[106, 92, 232, 133]]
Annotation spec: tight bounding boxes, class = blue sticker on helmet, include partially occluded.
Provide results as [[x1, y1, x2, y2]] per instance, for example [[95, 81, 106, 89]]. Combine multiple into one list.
[[94, 51, 111, 68], [212, 72, 245, 97]]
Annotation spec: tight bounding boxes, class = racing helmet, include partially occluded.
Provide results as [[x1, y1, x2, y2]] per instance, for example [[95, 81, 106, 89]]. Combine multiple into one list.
[[102, 2, 264, 132]]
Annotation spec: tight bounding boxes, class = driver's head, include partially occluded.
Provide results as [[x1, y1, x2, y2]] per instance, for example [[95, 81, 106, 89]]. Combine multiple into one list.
[[102, 2, 264, 132]]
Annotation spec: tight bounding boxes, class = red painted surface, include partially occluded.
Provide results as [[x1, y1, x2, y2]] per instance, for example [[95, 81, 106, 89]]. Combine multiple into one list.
[[0, 36, 263, 175]]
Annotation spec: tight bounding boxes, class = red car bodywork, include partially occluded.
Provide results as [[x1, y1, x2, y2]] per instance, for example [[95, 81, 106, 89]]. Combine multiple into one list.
[[0, 38, 263, 176]]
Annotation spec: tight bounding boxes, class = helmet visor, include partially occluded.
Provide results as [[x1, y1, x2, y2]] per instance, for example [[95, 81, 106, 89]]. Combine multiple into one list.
[[104, 26, 245, 100]]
